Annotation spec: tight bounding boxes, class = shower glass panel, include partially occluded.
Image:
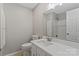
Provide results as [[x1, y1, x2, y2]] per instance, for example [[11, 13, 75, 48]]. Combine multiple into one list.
[[45, 12, 66, 40]]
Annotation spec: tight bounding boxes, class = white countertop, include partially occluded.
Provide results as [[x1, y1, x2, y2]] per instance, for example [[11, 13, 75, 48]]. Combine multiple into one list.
[[31, 39, 79, 56]]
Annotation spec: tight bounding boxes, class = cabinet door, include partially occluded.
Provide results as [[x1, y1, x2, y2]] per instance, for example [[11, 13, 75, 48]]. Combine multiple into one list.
[[36, 47, 46, 56], [31, 44, 52, 56], [31, 44, 37, 56], [36, 47, 41, 56], [36, 47, 51, 56], [45, 52, 52, 56]]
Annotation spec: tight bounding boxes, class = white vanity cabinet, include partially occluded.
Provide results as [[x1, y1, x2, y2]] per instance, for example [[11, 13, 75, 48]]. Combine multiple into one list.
[[36, 47, 49, 56], [31, 39, 79, 56], [31, 44, 51, 56], [31, 44, 37, 56]]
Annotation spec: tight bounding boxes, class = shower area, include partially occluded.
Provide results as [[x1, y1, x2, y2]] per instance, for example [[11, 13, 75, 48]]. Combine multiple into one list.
[[46, 12, 66, 40]]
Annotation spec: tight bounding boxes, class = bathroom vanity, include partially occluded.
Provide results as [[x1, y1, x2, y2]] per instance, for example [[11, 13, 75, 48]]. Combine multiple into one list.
[[31, 39, 79, 56], [31, 39, 52, 56]]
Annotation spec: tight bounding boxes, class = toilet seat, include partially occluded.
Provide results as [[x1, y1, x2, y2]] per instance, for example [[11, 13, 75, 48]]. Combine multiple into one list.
[[21, 43, 32, 50]]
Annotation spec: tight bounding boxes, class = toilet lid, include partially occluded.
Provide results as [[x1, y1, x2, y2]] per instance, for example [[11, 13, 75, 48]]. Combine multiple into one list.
[[22, 43, 32, 47]]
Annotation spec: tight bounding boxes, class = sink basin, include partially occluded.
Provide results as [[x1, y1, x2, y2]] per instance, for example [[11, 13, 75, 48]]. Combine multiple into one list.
[[36, 40, 53, 46]]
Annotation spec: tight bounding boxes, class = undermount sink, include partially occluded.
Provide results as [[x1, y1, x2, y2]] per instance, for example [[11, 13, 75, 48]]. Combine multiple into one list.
[[36, 39, 53, 46]]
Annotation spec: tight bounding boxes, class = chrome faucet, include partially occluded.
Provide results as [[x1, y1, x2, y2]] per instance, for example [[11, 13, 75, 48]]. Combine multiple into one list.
[[47, 37, 52, 41]]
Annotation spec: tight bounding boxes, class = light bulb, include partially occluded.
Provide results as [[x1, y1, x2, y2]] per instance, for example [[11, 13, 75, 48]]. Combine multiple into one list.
[[59, 3, 62, 6]]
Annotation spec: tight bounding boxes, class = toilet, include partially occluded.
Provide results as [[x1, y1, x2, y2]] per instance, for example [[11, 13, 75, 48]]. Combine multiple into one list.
[[21, 35, 39, 56], [21, 43, 32, 50], [21, 43, 32, 56]]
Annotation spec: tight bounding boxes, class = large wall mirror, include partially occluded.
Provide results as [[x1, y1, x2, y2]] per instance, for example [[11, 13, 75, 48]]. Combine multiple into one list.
[[44, 3, 79, 43]]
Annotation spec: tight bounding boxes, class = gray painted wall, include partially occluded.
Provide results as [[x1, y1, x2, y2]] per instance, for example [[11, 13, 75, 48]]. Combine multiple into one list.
[[33, 3, 48, 37], [0, 4, 1, 49], [0, 4, 1, 55], [2, 3, 33, 55]]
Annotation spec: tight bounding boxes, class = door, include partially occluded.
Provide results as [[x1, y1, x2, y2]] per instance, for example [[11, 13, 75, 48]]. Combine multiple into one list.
[[66, 8, 79, 42], [75, 8, 79, 42]]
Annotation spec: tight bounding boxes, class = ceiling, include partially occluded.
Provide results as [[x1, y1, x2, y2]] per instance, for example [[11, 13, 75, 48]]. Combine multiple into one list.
[[53, 3, 79, 14], [45, 3, 79, 14], [19, 3, 79, 13], [19, 3, 38, 10]]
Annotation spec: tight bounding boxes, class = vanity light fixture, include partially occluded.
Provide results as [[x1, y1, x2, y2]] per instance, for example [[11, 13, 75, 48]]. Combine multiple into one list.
[[47, 3, 62, 10]]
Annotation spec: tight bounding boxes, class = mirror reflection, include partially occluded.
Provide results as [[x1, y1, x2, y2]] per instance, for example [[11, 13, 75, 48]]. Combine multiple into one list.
[[44, 3, 79, 43]]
